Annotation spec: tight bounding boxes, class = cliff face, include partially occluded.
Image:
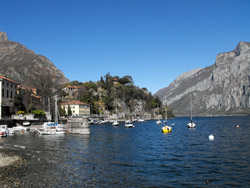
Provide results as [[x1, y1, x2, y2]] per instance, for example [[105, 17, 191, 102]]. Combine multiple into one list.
[[0, 32, 69, 86], [156, 42, 250, 116]]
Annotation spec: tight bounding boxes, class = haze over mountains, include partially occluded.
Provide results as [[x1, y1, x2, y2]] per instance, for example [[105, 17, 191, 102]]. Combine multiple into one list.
[[155, 42, 250, 116]]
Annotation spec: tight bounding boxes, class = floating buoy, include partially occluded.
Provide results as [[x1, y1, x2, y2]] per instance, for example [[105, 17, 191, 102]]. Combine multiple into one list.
[[209, 134, 214, 141], [236, 125, 240, 128]]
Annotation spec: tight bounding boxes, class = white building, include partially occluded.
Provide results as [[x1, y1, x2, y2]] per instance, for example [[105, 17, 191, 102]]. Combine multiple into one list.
[[0, 76, 19, 119]]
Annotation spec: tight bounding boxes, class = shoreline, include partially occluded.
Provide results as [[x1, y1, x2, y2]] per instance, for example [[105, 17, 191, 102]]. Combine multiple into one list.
[[0, 146, 28, 187]]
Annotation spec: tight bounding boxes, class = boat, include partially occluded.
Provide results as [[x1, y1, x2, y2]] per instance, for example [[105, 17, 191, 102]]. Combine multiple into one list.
[[38, 122, 66, 135], [38, 95, 66, 135], [112, 102, 119, 126], [162, 120, 172, 134], [0, 125, 8, 137], [156, 120, 162, 124], [112, 120, 119, 126], [99, 119, 109, 124], [187, 95, 196, 128], [23, 121, 30, 126], [125, 119, 132, 124], [138, 119, 145, 122], [13, 125, 30, 132], [125, 121, 134, 128]]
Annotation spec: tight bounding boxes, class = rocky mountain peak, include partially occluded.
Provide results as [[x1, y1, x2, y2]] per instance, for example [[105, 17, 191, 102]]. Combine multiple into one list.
[[156, 41, 250, 116], [0, 32, 69, 88], [0, 32, 8, 42]]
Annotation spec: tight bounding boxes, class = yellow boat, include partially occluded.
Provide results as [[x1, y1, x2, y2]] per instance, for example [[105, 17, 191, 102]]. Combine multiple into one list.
[[162, 125, 172, 134]]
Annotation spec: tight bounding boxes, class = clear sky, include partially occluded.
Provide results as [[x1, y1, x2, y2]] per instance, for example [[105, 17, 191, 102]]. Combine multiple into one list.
[[1, 0, 250, 94]]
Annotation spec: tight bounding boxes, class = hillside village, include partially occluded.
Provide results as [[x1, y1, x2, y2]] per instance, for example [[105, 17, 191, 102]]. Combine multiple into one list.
[[0, 73, 175, 124]]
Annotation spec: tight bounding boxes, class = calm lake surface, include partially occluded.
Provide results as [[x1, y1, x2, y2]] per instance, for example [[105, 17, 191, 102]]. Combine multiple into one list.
[[1, 116, 250, 187]]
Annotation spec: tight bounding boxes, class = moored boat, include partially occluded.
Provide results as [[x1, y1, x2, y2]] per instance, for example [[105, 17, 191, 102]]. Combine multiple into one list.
[[156, 120, 162, 124], [112, 120, 119, 126], [0, 125, 8, 137], [125, 122, 134, 128]]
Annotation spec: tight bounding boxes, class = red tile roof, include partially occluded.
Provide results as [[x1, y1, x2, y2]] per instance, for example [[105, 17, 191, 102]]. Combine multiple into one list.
[[0, 75, 19, 84], [60, 100, 89, 106]]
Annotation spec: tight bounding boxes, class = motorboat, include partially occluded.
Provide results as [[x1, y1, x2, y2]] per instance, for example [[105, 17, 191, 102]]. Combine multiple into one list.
[[23, 121, 30, 126], [125, 119, 132, 124], [156, 120, 162, 124], [125, 122, 134, 128], [13, 125, 30, 132], [112, 120, 119, 126], [138, 119, 145, 122], [99, 119, 109, 124], [0, 125, 8, 137], [38, 122, 66, 135]]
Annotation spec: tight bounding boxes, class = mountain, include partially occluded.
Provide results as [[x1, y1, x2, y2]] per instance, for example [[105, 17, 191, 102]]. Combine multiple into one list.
[[155, 41, 250, 116], [0, 32, 69, 86]]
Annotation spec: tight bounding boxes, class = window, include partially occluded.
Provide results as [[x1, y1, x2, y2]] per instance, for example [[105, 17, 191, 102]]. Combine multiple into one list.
[[7, 83, 8, 87], [2, 81, 4, 86], [7, 90, 8, 98], [11, 91, 13, 98], [2, 89, 4, 97]]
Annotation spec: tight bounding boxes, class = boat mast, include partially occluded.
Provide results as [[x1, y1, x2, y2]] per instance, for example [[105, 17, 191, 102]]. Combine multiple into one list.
[[55, 95, 58, 124], [190, 94, 193, 123]]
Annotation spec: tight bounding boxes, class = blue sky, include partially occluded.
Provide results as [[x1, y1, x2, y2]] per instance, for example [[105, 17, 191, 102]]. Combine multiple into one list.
[[1, 0, 250, 94]]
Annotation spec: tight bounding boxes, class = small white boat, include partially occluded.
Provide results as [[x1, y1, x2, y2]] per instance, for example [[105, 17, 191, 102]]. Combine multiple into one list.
[[99, 120, 109, 124], [138, 119, 145, 122], [13, 125, 30, 132], [187, 95, 196, 128], [112, 120, 119, 126], [125, 119, 132, 124], [23, 121, 30, 126], [187, 122, 196, 128], [125, 122, 134, 128], [0, 125, 8, 137], [38, 122, 66, 135], [156, 120, 162, 124]]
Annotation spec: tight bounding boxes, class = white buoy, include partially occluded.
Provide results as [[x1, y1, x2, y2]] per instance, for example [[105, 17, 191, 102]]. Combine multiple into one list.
[[209, 134, 214, 141], [236, 125, 240, 128]]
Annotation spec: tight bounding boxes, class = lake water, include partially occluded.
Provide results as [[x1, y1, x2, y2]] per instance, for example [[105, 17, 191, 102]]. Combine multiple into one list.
[[1, 116, 250, 187]]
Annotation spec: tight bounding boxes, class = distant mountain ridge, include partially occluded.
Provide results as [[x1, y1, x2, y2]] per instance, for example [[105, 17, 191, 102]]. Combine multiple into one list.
[[0, 32, 69, 86], [155, 41, 250, 116]]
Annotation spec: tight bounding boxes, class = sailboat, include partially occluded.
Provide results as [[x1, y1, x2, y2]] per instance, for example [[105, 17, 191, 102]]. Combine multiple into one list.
[[162, 110, 172, 133], [112, 102, 119, 126], [38, 95, 66, 135], [187, 95, 196, 128]]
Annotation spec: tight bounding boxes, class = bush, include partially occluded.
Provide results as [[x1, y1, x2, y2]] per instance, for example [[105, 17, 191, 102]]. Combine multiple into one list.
[[17, 111, 25, 115], [31, 110, 46, 115]]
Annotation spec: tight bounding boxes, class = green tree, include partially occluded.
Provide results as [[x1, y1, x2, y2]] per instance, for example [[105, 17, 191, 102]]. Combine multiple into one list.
[[67, 104, 72, 116]]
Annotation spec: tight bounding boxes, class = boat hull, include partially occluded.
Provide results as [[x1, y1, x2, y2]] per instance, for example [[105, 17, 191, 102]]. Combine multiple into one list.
[[187, 122, 196, 128]]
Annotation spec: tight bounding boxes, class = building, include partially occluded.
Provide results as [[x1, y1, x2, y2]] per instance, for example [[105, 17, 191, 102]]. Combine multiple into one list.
[[60, 100, 90, 117], [17, 85, 41, 100], [0, 76, 19, 119]]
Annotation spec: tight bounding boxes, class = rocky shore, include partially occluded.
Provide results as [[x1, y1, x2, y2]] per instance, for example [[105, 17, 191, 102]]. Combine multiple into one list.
[[0, 147, 29, 187]]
